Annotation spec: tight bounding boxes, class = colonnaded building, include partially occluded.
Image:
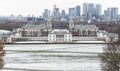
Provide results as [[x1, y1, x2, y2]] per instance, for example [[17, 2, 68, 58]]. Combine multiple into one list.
[[18, 20, 100, 42], [0, 20, 118, 43]]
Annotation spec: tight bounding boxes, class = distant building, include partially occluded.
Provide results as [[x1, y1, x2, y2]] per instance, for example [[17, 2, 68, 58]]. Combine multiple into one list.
[[75, 6, 81, 16], [68, 5, 81, 19], [69, 8, 75, 19], [83, 3, 88, 16], [83, 3, 102, 21], [88, 3, 95, 16], [43, 9, 51, 20], [104, 7, 118, 21], [83, 3, 95, 21], [111, 8, 118, 20], [61, 10, 66, 18], [47, 20, 52, 30], [69, 20, 74, 29], [87, 12, 93, 21], [95, 4, 101, 19], [52, 5, 60, 20]]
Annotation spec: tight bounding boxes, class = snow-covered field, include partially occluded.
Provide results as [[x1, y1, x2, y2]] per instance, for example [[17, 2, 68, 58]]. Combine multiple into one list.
[[2, 43, 106, 71]]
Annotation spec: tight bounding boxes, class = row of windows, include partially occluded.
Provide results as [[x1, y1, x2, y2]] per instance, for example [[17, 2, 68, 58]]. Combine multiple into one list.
[[48, 39, 72, 41], [64, 39, 72, 41], [49, 35, 56, 38], [64, 35, 72, 37], [49, 35, 72, 37], [48, 38, 56, 41]]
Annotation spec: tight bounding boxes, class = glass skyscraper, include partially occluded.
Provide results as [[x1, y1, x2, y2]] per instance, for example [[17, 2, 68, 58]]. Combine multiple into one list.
[[95, 4, 101, 18], [75, 6, 81, 16]]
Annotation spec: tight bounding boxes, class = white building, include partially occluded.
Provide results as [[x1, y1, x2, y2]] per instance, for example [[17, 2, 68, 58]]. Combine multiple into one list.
[[48, 29, 72, 42], [106, 33, 119, 42], [72, 25, 98, 36], [48, 33, 56, 42], [97, 30, 108, 38], [21, 24, 48, 37], [0, 30, 11, 43], [97, 30, 119, 42]]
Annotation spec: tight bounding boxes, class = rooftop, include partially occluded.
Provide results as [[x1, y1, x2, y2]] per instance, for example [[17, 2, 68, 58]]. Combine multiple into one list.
[[50, 29, 71, 35], [74, 25, 98, 30]]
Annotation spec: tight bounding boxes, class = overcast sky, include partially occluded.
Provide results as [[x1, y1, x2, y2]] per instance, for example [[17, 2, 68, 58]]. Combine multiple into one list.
[[0, 0, 119, 17]]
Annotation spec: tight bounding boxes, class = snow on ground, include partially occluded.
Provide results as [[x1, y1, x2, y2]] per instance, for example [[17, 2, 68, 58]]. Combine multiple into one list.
[[5, 44, 105, 53], [2, 44, 105, 71], [76, 40, 105, 43], [15, 41, 46, 43]]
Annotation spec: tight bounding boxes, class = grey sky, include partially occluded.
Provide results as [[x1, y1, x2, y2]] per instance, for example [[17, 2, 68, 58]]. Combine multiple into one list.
[[0, 0, 119, 17]]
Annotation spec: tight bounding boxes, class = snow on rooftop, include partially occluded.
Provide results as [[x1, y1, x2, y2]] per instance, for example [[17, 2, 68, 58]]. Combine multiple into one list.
[[52, 29, 69, 33], [0, 30, 11, 34]]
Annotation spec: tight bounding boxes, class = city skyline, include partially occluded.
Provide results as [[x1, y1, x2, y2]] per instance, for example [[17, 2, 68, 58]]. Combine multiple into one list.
[[0, 0, 120, 17]]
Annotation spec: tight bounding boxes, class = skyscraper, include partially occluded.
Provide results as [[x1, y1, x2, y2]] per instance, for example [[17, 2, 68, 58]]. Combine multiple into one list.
[[104, 7, 118, 20], [69, 8, 75, 18], [61, 10, 66, 18], [52, 5, 60, 19], [75, 6, 81, 16], [83, 3, 95, 21], [83, 3, 88, 16], [88, 3, 95, 16], [43, 9, 48, 19], [111, 8, 118, 19], [95, 4, 101, 18]]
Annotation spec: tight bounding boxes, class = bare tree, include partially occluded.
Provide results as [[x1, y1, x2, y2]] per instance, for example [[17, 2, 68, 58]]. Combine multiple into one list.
[[99, 44, 120, 71], [0, 41, 4, 68]]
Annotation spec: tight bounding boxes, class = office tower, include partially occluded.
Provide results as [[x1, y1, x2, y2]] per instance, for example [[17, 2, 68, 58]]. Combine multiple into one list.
[[83, 3, 95, 21], [83, 3, 88, 16], [95, 4, 101, 18], [111, 8, 118, 19], [75, 6, 81, 16], [83, 3, 89, 21], [61, 10, 66, 18], [104, 7, 118, 20], [107, 8, 112, 18], [43, 9, 50, 20], [88, 3, 95, 16], [104, 10, 108, 18], [52, 5, 60, 18], [69, 8, 75, 18], [69, 8, 75, 16]]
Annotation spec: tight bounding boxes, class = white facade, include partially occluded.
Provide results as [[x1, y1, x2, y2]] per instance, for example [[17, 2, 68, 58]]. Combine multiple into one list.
[[48, 29, 72, 42], [64, 34, 72, 41], [48, 33, 56, 42], [106, 33, 119, 42], [97, 30, 108, 38], [97, 30, 119, 42], [13, 32, 22, 38], [6, 36, 12, 43]]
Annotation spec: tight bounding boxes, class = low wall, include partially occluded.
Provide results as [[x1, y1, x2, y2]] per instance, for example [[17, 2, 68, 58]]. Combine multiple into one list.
[[13, 36, 105, 41], [13, 37, 48, 41], [72, 36, 102, 41]]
